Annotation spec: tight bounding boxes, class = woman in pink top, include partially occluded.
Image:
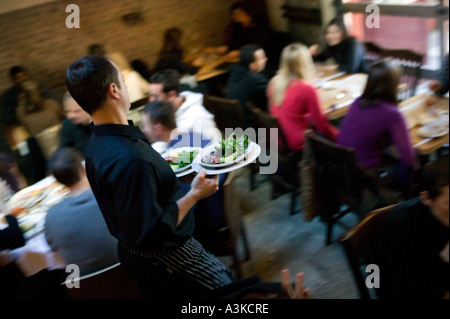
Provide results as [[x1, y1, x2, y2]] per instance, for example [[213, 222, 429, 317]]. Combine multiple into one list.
[[268, 43, 338, 152]]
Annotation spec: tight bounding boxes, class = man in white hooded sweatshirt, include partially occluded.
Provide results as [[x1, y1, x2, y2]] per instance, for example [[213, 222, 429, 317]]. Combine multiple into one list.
[[148, 70, 218, 141]]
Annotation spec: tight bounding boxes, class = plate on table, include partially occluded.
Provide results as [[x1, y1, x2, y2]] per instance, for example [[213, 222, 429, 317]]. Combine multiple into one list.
[[417, 119, 449, 138], [6, 177, 70, 238], [18, 211, 47, 238], [197, 134, 251, 168], [162, 147, 202, 175], [192, 141, 261, 175], [320, 81, 339, 90]]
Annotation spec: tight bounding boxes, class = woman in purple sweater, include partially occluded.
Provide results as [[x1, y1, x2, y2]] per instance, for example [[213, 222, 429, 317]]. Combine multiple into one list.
[[338, 60, 418, 188]]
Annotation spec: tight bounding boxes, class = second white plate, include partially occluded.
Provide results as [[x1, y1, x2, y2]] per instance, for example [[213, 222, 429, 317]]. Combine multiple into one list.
[[192, 142, 261, 175]]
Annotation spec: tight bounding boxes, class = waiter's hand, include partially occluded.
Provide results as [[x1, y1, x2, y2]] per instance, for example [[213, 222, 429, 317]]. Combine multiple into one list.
[[190, 168, 219, 201]]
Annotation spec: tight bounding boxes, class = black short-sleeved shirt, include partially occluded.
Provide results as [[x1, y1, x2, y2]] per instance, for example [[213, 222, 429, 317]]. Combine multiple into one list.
[[85, 122, 191, 252]]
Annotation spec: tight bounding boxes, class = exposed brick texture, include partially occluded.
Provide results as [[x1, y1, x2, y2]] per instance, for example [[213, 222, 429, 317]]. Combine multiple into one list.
[[0, 0, 236, 97]]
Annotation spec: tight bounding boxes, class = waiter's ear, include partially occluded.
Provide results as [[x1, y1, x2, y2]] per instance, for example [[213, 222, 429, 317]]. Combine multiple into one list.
[[107, 82, 121, 100]]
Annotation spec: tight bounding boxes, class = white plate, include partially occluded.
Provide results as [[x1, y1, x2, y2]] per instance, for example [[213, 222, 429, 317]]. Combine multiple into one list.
[[174, 167, 195, 178], [197, 142, 251, 168], [18, 212, 46, 238], [192, 142, 261, 175], [320, 81, 339, 90], [417, 124, 449, 138], [161, 147, 202, 174]]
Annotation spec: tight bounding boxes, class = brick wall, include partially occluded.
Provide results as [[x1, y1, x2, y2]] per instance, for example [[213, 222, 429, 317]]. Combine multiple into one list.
[[0, 0, 236, 97]]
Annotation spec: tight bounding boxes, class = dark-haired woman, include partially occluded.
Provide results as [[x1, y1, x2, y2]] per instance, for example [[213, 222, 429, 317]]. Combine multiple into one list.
[[338, 60, 418, 189], [154, 28, 201, 76], [310, 18, 366, 74], [224, 1, 271, 53]]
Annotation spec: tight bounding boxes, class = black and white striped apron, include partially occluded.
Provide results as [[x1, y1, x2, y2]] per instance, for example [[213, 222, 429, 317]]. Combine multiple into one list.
[[120, 237, 233, 290]]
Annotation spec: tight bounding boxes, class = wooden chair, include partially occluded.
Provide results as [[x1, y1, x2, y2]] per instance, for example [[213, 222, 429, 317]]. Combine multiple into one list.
[[305, 132, 388, 245], [203, 95, 246, 137], [380, 48, 423, 101], [199, 172, 251, 280], [61, 263, 141, 299], [364, 42, 383, 65], [247, 103, 301, 215], [341, 204, 396, 299]]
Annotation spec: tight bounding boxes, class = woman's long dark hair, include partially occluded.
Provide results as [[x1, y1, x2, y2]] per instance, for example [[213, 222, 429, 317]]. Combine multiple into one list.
[[360, 60, 401, 108]]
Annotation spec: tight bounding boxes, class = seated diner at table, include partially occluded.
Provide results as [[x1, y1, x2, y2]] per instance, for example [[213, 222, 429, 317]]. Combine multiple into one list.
[[338, 60, 418, 190], [310, 17, 366, 74], [200, 1, 273, 65], [44, 147, 119, 276], [140, 101, 229, 245], [59, 91, 92, 156], [148, 69, 219, 141], [373, 157, 449, 299], [268, 42, 339, 155], [1, 178, 25, 299], [154, 28, 203, 77]]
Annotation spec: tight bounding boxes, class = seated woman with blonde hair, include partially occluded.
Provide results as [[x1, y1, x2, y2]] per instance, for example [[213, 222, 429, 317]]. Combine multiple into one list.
[[268, 43, 339, 154]]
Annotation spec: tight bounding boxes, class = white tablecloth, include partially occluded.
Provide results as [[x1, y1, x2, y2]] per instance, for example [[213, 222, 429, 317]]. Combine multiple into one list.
[[9, 232, 66, 277]]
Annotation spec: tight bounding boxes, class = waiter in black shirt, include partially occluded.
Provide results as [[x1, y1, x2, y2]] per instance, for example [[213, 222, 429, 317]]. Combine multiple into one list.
[[65, 56, 233, 299]]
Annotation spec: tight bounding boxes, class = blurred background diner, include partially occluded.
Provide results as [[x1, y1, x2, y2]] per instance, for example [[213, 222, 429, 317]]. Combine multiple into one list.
[[0, 0, 448, 300]]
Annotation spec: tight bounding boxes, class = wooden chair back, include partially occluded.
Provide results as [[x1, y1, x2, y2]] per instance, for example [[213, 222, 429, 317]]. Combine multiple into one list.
[[341, 205, 396, 299], [203, 95, 245, 137], [304, 132, 388, 244], [247, 103, 300, 215], [380, 48, 424, 101]]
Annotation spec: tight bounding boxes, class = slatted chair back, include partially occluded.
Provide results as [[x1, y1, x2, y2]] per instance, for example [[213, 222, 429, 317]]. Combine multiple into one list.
[[203, 95, 245, 138], [380, 48, 423, 101], [341, 205, 396, 299]]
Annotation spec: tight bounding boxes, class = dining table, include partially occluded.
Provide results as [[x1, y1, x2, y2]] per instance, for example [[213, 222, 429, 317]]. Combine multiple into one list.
[[398, 93, 449, 156], [195, 52, 240, 83], [317, 72, 368, 121], [0, 175, 69, 276]]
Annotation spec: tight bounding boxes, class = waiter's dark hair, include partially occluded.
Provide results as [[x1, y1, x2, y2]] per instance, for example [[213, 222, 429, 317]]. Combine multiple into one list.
[[142, 101, 177, 131], [47, 147, 84, 187], [65, 55, 121, 114], [360, 60, 400, 108]]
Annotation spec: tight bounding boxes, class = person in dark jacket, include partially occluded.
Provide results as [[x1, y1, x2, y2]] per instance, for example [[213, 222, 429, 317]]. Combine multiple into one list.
[[310, 17, 366, 74], [59, 91, 92, 156], [226, 44, 269, 129], [153, 28, 201, 76], [374, 157, 449, 299], [429, 53, 449, 96], [0, 210, 26, 299]]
